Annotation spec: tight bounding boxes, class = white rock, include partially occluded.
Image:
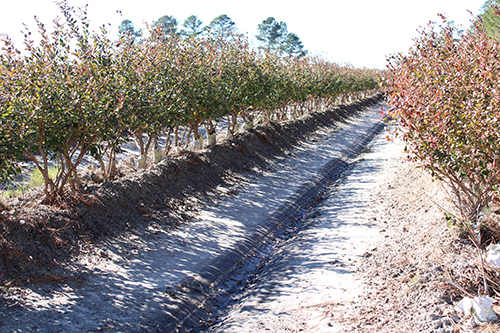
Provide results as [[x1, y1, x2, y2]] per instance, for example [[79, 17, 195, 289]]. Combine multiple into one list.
[[455, 297, 498, 322]]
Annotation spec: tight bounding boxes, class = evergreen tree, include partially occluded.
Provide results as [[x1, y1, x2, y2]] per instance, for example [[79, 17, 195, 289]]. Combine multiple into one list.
[[207, 14, 237, 38], [118, 19, 142, 41], [181, 15, 204, 37], [256, 17, 287, 50], [282, 32, 307, 57], [256, 17, 306, 57], [156, 15, 178, 37]]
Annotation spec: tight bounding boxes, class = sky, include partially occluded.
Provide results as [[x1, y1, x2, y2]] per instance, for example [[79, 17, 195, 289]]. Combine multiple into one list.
[[0, 0, 488, 69]]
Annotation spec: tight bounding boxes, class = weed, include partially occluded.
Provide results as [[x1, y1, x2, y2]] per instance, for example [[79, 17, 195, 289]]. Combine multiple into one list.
[[1, 166, 60, 199]]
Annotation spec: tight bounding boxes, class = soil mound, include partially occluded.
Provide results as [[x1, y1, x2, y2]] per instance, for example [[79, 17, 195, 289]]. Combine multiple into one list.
[[0, 93, 384, 285]]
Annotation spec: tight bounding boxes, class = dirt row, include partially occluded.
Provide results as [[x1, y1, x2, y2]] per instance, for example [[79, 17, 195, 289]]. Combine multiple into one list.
[[337, 140, 500, 333], [0, 93, 384, 286]]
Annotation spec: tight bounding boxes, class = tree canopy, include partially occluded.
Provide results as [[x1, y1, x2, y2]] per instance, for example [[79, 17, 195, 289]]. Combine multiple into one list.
[[181, 15, 204, 37], [118, 19, 142, 40], [206, 14, 237, 38], [156, 15, 178, 37], [256, 17, 288, 49], [282, 32, 307, 57], [119, 14, 307, 57], [256, 17, 307, 57]]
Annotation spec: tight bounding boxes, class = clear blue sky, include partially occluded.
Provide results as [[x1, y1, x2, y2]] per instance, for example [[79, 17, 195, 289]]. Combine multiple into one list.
[[0, 0, 487, 69]]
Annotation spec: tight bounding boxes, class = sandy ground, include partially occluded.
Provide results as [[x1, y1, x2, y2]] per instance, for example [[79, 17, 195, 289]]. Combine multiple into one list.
[[1, 97, 498, 332], [194, 124, 500, 332], [197, 125, 463, 333], [1, 102, 390, 332], [201, 127, 396, 332]]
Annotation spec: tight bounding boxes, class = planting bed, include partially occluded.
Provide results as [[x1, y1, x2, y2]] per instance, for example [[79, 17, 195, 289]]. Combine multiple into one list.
[[0, 92, 499, 332]]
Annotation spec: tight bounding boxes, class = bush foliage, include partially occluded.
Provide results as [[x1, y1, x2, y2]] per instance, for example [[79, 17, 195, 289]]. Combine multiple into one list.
[[0, 1, 381, 202], [385, 14, 500, 232]]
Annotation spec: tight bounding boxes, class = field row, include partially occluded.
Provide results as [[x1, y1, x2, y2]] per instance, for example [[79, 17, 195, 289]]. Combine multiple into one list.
[[0, 2, 381, 201]]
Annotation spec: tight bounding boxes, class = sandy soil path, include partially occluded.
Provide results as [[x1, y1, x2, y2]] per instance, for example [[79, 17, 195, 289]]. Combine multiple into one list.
[[4, 100, 480, 333], [201, 122, 399, 332]]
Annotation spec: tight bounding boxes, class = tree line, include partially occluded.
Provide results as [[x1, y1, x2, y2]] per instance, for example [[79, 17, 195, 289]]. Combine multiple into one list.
[[0, 0, 381, 203], [119, 14, 307, 58]]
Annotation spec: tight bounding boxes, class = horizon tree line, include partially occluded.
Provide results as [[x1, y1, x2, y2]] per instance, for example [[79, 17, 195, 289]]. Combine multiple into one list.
[[118, 14, 307, 57]]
